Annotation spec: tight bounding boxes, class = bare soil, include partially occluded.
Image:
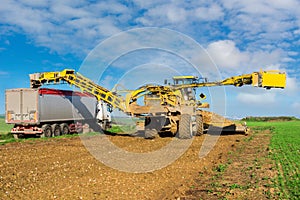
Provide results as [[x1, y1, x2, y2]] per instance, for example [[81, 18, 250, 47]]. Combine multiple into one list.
[[175, 129, 277, 200], [0, 130, 275, 199]]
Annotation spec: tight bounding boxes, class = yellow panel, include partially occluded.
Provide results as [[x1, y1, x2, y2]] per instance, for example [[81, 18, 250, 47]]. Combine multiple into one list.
[[251, 72, 259, 87], [261, 71, 286, 88]]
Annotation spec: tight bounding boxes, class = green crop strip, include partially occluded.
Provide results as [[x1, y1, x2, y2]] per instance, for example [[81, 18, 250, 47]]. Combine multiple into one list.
[[270, 121, 300, 199], [247, 120, 300, 199]]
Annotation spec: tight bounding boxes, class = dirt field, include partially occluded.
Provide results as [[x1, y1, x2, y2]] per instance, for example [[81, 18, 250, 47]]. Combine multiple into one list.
[[0, 130, 275, 199]]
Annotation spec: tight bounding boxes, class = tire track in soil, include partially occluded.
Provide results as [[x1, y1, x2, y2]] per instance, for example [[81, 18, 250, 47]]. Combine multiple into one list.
[[176, 129, 278, 200], [0, 133, 245, 199]]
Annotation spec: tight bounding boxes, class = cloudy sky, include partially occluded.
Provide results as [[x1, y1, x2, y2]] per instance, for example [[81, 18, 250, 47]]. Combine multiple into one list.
[[0, 0, 299, 118]]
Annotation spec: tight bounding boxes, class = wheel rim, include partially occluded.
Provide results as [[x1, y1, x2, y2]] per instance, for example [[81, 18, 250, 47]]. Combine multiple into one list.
[[45, 128, 52, 137], [63, 127, 68, 134], [54, 128, 60, 136]]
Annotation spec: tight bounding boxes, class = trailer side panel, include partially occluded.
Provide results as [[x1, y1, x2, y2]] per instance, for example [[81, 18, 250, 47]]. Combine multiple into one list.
[[6, 88, 97, 125], [38, 89, 97, 122]]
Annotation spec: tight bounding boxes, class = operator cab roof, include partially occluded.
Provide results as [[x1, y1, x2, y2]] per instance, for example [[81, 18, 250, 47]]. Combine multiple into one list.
[[172, 76, 198, 80], [172, 76, 199, 85]]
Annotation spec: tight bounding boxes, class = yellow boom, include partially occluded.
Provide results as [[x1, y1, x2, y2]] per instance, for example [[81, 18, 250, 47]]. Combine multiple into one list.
[[30, 69, 127, 112], [172, 70, 286, 89]]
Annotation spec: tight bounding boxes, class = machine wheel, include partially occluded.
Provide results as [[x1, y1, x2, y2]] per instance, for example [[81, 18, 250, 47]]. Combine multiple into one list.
[[178, 114, 193, 139], [194, 115, 204, 136], [41, 124, 52, 138], [52, 124, 61, 137], [60, 123, 69, 135], [13, 134, 19, 139], [145, 129, 158, 139], [101, 120, 107, 131]]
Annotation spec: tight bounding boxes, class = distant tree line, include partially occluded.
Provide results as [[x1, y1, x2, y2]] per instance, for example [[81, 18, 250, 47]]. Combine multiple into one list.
[[242, 116, 299, 122]]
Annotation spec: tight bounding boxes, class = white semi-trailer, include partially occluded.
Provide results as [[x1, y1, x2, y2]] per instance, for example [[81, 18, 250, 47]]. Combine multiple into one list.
[[5, 88, 111, 139]]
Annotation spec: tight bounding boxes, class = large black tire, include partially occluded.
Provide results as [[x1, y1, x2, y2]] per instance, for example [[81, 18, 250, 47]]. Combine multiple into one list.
[[145, 129, 158, 139], [60, 123, 69, 135], [194, 115, 204, 136], [41, 124, 52, 138], [178, 114, 193, 139], [52, 124, 61, 137]]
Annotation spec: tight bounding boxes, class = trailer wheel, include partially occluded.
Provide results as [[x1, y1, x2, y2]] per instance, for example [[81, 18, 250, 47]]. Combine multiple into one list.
[[145, 129, 158, 139], [178, 114, 193, 139], [14, 134, 25, 139], [52, 124, 61, 137], [194, 115, 204, 136], [60, 123, 69, 135], [41, 124, 52, 137]]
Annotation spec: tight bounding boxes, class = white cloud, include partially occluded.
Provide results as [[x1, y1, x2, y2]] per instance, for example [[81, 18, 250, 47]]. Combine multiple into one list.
[[237, 92, 276, 104], [222, 0, 300, 50], [195, 4, 224, 21], [0, 0, 129, 56], [285, 76, 298, 93], [248, 49, 284, 69], [294, 29, 300, 35], [288, 51, 298, 56], [132, 0, 165, 8], [20, 0, 50, 8], [0, 0, 298, 64], [222, 0, 299, 16], [135, 2, 224, 28], [206, 40, 249, 69], [202, 40, 289, 76], [0, 0, 299, 82], [167, 6, 187, 23], [50, 2, 90, 20]]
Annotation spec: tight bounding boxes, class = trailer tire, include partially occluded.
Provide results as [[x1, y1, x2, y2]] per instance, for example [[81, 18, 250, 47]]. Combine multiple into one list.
[[41, 124, 52, 138], [52, 124, 61, 137], [145, 129, 157, 139], [194, 115, 204, 136], [178, 114, 193, 139], [60, 123, 69, 135]]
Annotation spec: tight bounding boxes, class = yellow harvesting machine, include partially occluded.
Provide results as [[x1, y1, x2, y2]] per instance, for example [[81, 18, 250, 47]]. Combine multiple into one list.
[[30, 69, 286, 139]]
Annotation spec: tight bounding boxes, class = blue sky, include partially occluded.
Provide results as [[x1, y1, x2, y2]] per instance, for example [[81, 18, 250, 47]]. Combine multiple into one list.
[[0, 0, 299, 118]]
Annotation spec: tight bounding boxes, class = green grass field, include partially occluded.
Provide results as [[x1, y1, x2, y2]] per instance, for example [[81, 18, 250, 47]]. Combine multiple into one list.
[[0, 117, 13, 135], [0, 117, 15, 143], [247, 120, 300, 199]]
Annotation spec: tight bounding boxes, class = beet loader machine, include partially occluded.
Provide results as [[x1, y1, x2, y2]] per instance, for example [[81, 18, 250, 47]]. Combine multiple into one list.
[[28, 69, 286, 139]]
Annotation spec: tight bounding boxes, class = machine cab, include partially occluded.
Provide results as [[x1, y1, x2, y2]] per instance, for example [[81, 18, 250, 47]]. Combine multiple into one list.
[[172, 76, 198, 102], [173, 76, 198, 85]]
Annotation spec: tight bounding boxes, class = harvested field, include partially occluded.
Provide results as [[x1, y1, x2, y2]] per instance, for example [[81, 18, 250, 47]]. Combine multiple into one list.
[[0, 132, 244, 199], [0, 126, 281, 199]]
